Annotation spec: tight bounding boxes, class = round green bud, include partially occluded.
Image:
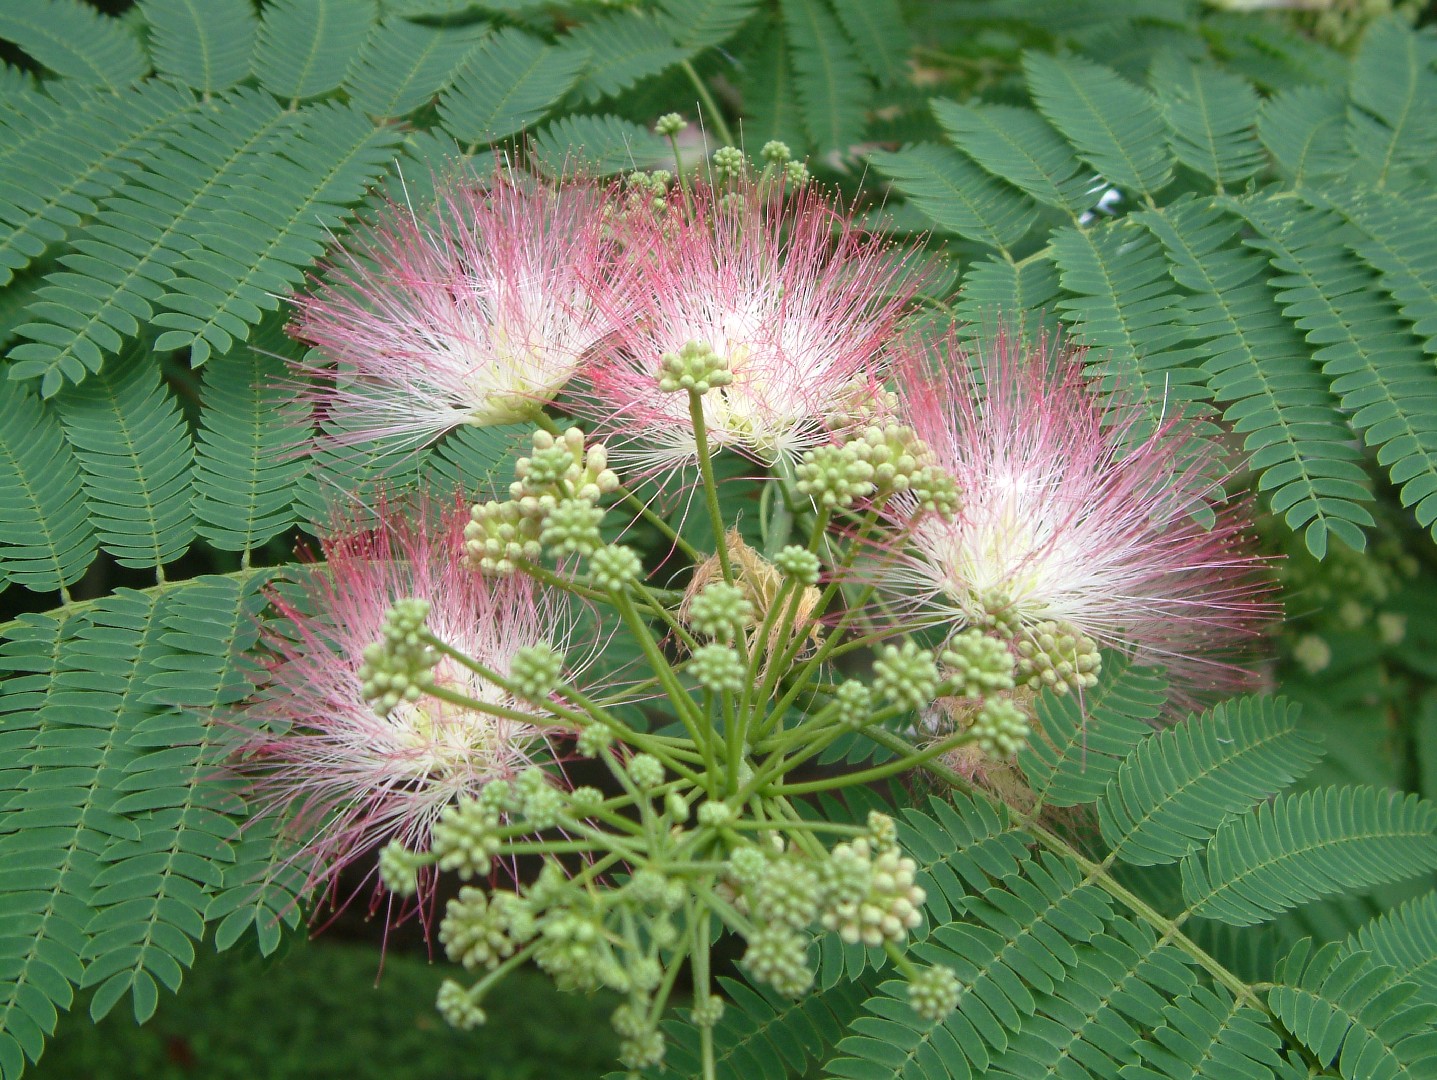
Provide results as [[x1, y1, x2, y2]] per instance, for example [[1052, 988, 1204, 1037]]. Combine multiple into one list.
[[510, 643, 563, 700], [971, 697, 1029, 758], [576, 723, 614, 758], [940, 628, 1016, 699], [760, 140, 791, 164], [431, 798, 502, 879], [727, 844, 767, 886], [691, 994, 726, 1027], [774, 545, 821, 585], [436, 979, 486, 1030], [627, 752, 665, 790], [873, 640, 940, 712], [655, 112, 685, 137], [518, 774, 565, 830], [711, 145, 746, 179], [697, 800, 734, 828], [619, 1030, 666, 1070], [795, 443, 875, 508], [569, 785, 605, 817], [590, 543, 643, 592], [689, 643, 746, 693], [832, 680, 874, 728], [742, 923, 813, 998], [751, 858, 821, 929], [665, 790, 690, 823], [441, 885, 522, 971], [540, 497, 604, 557], [907, 464, 962, 518], [783, 161, 810, 185], [908, 965, 962, 1021], [687, 581, 754, 643], [1014, 620, 1101, 696], [378, 839, 423, 897], [658, 340, 733, 395]]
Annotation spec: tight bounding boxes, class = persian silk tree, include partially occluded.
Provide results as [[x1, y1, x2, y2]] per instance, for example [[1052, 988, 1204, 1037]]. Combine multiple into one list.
[[222, 153, 1437, 1080]]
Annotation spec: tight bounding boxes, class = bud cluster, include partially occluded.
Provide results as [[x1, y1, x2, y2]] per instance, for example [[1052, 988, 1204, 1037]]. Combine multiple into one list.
[[1015, 620, 1102, 696], [357, 599, 437, 716], [464, 428, 618, 572], [658, 340, 733, 395]]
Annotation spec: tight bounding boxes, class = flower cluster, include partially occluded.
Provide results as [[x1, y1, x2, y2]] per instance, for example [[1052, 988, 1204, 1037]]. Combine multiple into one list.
[[245, 138, 1272, 1077], [242, 501, 578, 899]]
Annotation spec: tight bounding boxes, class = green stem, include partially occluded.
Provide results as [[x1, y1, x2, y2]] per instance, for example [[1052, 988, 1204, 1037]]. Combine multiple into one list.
[[680, 60, 736, 147], [688, 390, 732, 584], [861, 726, 1265, 1011], [767, 725, 973, 796]]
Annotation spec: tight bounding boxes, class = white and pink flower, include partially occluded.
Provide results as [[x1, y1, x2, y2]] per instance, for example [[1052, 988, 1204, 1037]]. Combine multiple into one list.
[[886, 332, 1271, 695], [291, 171, 622, 449], [584, 183, 923, 471], [243, 499, 576, 897]]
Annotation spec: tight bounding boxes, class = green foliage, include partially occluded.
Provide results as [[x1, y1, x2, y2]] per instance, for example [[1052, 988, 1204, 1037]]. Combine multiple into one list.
[[439, 28, 588, 145], [252, 0, 377, 103], [139, 0, 257, 95], [0, 0, 145, 91]]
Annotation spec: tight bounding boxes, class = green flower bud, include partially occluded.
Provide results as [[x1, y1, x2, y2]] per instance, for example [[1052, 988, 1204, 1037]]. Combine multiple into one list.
[[940, 628, 1017, 699], [794, 443, 875, 508], [1014, 620, 1101, 696], [590, 543, 643, 591], [689, 643, 746, 693], [711, 145, 746, 180], [691, 994, 726, 1027], [568, 785, 605, 817], [687, 581, 754, 643], [516, 767, 565, 830], [576, 723, 614, 758], [620, 1030, 666, 1070], [760, 140, 791, 164], [464, 499, 541, 575], [431, 798, 502, 879], [727, 844, 767, 886], [510, 643, 563, 700], [751, 857, 821, 929], [908, 965, 962, 1021], [849, 424, 939, 498], [440, 886, 533, 971], [873, 640, 940, 712], [540, 497, 604, 557], [774, 544, 821, 585], [511, 428, 619, 505], [658, 340, 733, 395], [832, 679, 874, 728], [627, 752, 665, 790], [358, 599, 437, 717], [743, 923, 813, 997], [697, 800, 734, 827], [437, 979, 486, 1030], [907, 464, 962, 518], [971, 697, 1030, 758], [655, 112, 685, 137], [665, 790, 690, 823], [378, 839, 424, 897], [783, 161, 810, 185]]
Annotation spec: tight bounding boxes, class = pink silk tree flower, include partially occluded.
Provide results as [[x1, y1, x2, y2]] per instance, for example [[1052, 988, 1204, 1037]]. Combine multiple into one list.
[[242, 499, 575, 900], [584, 182, 924, 472], [886, 332, 1271, 698], [290, 171, 622, 450]]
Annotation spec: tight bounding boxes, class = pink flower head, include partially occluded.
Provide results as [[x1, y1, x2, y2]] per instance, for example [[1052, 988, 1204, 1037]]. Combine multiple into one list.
[[887, 332, 1271, 697], [585, 182, 923, 471], [244, 498, 576, 898], [291, 169, 621, 449]]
